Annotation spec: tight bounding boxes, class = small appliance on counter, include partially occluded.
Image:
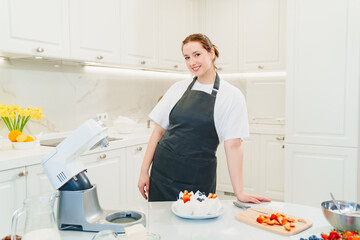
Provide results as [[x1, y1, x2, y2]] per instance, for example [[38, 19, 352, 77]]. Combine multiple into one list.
[[41, 119, 145, 233]]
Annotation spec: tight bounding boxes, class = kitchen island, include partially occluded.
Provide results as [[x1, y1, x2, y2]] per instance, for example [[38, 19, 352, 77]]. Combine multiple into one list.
[[60, 200, 331, 240]]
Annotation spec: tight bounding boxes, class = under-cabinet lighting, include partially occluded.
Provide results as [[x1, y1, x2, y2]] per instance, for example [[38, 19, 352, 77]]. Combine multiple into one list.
[[34, 56, 43, 59]]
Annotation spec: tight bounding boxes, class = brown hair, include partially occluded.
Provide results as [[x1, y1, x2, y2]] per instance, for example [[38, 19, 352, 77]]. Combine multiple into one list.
[[182, 33, 220, 70]]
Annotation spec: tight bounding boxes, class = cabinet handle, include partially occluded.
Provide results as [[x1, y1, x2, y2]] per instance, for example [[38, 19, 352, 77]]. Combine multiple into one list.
[[136, 147, 143, 151], [276, 136, 285, 141], [99, 154, 107, 159], [18, 170, 28, 177], [36, 47, 44, 53], [173, 65, 178, 68], [258, 65, 264, 70], [140, 60, 146, 65], [97, 55, 103, 60]]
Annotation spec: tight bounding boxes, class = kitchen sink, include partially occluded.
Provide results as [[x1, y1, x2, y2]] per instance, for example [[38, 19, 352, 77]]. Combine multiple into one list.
[[40, 136, 123, 147]]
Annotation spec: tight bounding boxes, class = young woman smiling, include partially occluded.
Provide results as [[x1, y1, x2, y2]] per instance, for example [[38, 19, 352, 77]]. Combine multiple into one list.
[[138, 33, 270, 204]]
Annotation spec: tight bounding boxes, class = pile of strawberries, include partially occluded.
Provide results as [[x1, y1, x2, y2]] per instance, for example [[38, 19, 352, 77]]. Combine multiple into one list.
[[256, 212, 296, 231]]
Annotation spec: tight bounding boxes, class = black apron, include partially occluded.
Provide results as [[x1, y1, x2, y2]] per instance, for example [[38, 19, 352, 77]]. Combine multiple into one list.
[[148, 73, 220, 201]]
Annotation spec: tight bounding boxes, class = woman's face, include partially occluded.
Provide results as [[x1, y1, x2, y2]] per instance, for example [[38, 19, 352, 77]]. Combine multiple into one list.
[[182, 41, 214, 77]]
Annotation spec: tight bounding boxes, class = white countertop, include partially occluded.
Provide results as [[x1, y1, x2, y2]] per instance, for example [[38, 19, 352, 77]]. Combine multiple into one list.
[[60, 200, 331, 240], [0, 126, 153, 171], [0, 124, 284, 171]]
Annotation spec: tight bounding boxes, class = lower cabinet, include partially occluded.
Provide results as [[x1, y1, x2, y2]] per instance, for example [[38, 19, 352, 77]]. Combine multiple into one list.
[[81, 143, 147, 209], [285, 144, 358, 207], [0, 167, 26, 237], [81, 148, 126, 210], [216, 132, 285, 201], [0, 142, 148, 235]]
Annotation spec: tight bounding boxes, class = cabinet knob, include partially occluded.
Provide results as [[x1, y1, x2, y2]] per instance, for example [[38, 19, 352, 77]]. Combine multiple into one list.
[[282, 145, 285, 149], [18, 170, 28, 177], [140, 60, 146, 65], [276, 136, 285, 141], [36, 47, 44, 53], [97, 55, 103, 60], [173, 65, 178, 68], [99, 154, 107, 159], [218, 67, 223, 71], [136, 147, 143, 151], [258, 65, 264, 70]]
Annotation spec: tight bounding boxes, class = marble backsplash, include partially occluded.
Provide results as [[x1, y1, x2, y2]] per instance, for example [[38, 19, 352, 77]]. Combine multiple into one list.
[[0, 59, 249, 137]]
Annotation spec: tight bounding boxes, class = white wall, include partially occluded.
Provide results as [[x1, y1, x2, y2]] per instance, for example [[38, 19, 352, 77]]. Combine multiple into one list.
[[0, 59, 253, 137]]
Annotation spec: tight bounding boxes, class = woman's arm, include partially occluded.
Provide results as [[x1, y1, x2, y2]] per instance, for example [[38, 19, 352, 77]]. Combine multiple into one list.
[[138, 124, 166, 200], [224, 138, 271, 203]]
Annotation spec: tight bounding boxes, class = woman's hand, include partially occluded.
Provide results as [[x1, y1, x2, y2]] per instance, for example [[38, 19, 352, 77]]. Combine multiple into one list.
[[138, 171, 150, 200], [236, 191, 271, 204]]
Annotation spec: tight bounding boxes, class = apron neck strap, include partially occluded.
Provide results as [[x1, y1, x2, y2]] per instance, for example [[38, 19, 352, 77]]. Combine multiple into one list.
[[187, 73, 220, 97]]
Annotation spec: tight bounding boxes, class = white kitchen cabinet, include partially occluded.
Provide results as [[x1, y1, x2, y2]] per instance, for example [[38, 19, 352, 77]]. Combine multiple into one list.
[[158, 0, 199, 71], [200, 0, 239, 73], [120, 0, 159, 68], [238, 0, 286, 72], [122, 143, 147, 203], [285, 144, 358, 207], [26, 164, 54, 198], [0, 0, 69, 58], [216, 133, 285, 201], [286, 0, 359, 148], [285, 0, 360, 207], [0, 167, 27, 237], [69, 0, 121, 64], [81, 148, 126, 210]]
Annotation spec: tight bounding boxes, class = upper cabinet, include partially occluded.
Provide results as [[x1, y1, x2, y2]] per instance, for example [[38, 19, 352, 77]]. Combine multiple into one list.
[[0, 0, 69, 58], [120, 0, 158, 68], [158, 0, 199, 71], [200, 0, 239, 73], [120, 0, 198, 71], [0, 0, 286, 73], [238, 0, 286, 72], [69, 0, 121, 64]]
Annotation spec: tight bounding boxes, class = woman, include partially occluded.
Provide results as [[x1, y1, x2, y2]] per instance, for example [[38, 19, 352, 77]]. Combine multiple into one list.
[[138, 33, 270, 203]]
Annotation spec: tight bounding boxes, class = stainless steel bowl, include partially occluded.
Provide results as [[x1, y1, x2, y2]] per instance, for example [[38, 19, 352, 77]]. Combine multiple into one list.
[[321, 200, 360, 231]]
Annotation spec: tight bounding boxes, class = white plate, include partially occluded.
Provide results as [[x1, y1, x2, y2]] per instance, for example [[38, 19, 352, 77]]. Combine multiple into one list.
[[171, 202, 224, 219], [12, 139, 40, 150]]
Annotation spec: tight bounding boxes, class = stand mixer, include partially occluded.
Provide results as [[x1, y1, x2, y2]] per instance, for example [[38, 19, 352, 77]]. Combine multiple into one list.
[[41, 119, 145, 233]]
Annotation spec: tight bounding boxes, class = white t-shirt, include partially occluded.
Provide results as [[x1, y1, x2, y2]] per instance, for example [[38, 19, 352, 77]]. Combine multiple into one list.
[[149, 77, 249, 142]]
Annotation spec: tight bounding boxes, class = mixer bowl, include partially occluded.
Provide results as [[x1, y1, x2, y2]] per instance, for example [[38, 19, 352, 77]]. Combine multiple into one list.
[[321, 200, 360, 231]]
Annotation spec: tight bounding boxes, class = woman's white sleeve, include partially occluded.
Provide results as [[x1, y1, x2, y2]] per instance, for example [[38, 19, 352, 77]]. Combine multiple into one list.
[[219, 93, 250, 141]]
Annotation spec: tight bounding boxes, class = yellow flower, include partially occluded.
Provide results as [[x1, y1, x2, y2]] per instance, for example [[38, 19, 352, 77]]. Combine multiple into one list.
[[1, 104, 45, 132]]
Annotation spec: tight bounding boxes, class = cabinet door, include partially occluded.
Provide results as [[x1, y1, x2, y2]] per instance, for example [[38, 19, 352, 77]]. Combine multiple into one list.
[[242, 135, 261, 195], [200, 0, 239, 73], [123, 144, 147, 203], [0, 0, 69, 58], [286, 0, 359, 148], [259, 134, 285, 201], [285, 144, 358, 207], [238, 0, 286, 72], [120, 0, 158, 68], [26, 164, 54, 198], [216, 135, 260, 195], [0, 167, 26, 237], [82, 149, 125, 209], [158, 0, 198, 71], [69, 0, 121, 64]]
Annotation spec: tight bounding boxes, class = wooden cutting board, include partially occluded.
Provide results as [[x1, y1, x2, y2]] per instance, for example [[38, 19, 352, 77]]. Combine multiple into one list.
[[235, 207, 312, 236]]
